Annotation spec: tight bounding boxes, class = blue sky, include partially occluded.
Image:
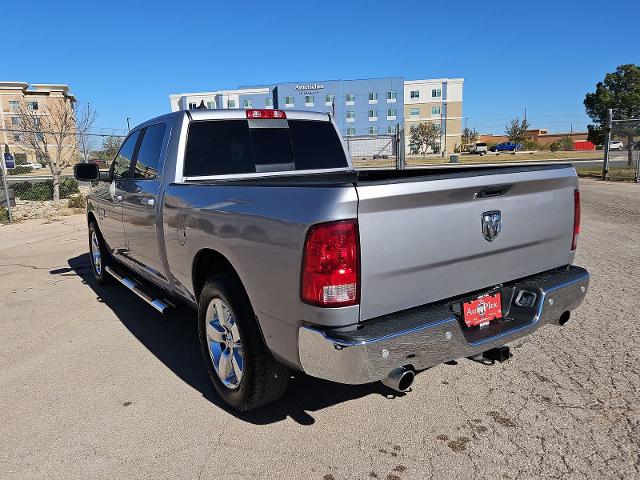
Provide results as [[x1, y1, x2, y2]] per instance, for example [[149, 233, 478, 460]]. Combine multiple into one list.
[[3, 0, 638, 135]]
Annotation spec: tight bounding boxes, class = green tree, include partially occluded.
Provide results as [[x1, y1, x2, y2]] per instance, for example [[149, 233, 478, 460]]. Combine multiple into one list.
[[505, 117, 530, 146], [549, 137, 573, 152], [461, 127, 479, 150], [584, 64, 640, 165], [586, 124, 605, 146], [93, 135, 123, 166], [409, 122, 441, 155]]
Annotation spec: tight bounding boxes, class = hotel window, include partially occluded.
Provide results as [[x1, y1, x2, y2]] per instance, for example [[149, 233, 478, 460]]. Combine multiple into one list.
[[387, 91, 397, 102], [13, 133, 21, 142], [11, 116, 19, 125], [368, 92, 378, 103], [305, 95, 314, 106], [346, 111, 355, 122], [410, 125, 417, 133], [227, 99, 236, 108], [410, 107, 420, 117], [410, 90, 419, 99], [27, 101, 38, 111], [265, 98, 273, 108], [206, 101, 215, 109], [243, 99, 252, 108], [325, 94, 334, 105], [369, 126, 378, 135], [432, 88, 442, 98], [285, 96, 294, 107], [431, 106, 441, 116], [368, 109, 378, 120], [346, 127, 356, 136], [387, 125, 395, 134], [188, 102, 197, 109], [345, 93, 355, 104], [387, 109, 397, 119], [33, 117, 41, 127], [9, 100, 19, 110]]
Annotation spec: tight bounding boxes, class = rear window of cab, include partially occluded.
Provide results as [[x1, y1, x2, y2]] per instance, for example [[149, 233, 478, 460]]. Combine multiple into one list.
[[183, 119, 348, 177]]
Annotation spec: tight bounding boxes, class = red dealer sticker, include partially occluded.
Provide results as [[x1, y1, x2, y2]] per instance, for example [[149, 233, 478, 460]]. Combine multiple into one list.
[[462, 293, 503, 328]]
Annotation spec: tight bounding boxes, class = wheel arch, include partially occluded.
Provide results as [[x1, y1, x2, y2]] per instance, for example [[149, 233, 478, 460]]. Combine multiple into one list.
[[192, 248, 246, 303], [87, 210, 97, 227]]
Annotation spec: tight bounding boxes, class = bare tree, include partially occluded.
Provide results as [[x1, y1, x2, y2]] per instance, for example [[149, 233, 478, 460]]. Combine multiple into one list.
[[10, 98, 95, 203], [76, 102, 97, 163]]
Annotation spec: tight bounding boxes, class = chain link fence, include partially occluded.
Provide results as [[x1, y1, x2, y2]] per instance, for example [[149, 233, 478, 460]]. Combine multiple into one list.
[[1, 133, 124, 224], [609, 118, 640, 182], [346, 132, 402, 169]]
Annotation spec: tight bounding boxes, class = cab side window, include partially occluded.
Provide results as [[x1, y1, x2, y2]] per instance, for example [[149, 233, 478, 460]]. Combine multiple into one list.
[[111, 130, 140, 180], [132, 124, 166, 179]]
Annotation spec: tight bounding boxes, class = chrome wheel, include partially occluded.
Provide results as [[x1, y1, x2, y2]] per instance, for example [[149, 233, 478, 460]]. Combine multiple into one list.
[[205, 298, 244, 389], [90, 230, 102, 276]]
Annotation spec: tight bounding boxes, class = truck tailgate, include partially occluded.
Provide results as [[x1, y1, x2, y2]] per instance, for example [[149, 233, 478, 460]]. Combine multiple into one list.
[[356, 166, 578, 320]]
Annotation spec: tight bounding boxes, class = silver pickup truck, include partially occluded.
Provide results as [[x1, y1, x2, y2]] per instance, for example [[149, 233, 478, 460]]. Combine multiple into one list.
[[74, 108, 590, 411]]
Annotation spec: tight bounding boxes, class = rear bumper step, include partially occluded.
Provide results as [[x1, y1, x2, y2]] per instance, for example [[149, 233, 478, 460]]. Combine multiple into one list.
[[298, 265, 589, 384], [105, 266, 174, 314]]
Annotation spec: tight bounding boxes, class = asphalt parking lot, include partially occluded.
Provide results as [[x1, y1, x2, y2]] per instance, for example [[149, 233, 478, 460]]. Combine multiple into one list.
[[1, 178, 639, 479]]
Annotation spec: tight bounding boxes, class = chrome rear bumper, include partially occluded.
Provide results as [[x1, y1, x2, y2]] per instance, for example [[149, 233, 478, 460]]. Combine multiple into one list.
[[298, 266, 589, 384]]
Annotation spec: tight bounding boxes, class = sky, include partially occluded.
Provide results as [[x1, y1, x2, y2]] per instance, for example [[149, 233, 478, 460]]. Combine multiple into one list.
[[2, 0, 639, 136]]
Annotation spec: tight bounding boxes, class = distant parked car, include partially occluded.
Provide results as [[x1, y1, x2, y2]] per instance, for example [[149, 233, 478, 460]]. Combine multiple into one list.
[[631, 141, 640, 150], [23, 162, 43, 170], [609, 140, 624, 151], [470, 142, 488, 155], [490, 142, 522, 152]]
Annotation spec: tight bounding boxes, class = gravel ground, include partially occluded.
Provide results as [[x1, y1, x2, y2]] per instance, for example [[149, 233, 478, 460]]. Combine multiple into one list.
[[0, 179, 638, 479]]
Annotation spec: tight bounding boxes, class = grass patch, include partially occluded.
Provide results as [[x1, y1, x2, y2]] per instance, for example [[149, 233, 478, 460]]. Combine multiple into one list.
[[576, 166, 637, 181]]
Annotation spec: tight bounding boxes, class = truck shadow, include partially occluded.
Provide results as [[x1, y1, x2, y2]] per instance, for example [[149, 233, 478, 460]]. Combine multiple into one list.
[[54, 253, 404, 426]]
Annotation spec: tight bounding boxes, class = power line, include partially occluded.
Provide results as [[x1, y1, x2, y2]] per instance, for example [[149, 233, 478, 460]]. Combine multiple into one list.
[[0, 127, 125, 138]]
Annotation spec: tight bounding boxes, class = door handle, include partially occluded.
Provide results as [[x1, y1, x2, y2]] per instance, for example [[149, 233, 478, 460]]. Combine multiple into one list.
[[143, 198, 155, 207], [475, 184, 512, 198]]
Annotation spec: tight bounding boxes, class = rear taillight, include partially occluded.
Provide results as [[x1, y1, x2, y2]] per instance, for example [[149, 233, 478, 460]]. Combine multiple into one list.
[[571, 189, 580, 250], [246, 109, 286, 119], [301, 220, 359, 307]]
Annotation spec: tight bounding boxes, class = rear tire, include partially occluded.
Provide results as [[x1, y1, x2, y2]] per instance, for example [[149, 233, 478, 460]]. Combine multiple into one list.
[[88, 221, 113, 285], [198, 274, 290, 411]]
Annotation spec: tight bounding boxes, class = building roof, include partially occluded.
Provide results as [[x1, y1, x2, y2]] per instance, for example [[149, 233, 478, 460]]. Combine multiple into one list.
[[0, 82, 29, 90], [0, 82, 75, 100], [404, 78, 464, 85], [30, 84, 71, 93]]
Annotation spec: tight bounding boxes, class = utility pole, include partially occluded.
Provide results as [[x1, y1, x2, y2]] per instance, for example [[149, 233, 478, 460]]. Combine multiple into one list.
[[603, 108, 612, 180]]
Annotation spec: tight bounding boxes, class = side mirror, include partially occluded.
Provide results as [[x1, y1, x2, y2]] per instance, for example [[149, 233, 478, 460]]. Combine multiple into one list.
[[74, 162, 100, 181]]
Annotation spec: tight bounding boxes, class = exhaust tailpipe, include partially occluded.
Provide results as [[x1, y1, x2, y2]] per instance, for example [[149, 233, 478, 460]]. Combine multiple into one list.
[[381, 367, 415, 392]]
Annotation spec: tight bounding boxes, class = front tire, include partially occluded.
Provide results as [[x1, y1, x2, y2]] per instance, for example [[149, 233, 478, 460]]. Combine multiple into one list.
[[88, 221, 113, 285], [198, 274, 290, 411]]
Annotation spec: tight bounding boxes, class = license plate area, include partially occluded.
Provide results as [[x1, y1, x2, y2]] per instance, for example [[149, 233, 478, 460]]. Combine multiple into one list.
[[462, 293, 503, 328]]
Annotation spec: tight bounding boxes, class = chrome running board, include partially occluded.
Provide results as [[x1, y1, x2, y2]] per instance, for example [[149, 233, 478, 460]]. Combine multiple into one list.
[[105, 266, 173, 314]]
